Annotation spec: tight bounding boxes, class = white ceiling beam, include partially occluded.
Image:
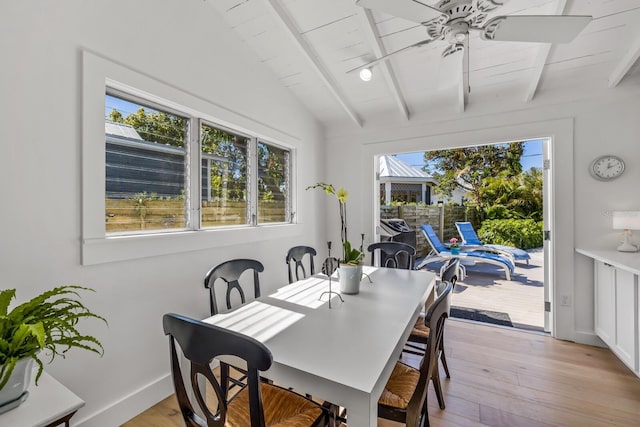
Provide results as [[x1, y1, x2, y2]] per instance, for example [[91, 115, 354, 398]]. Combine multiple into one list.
[[609, 34, 640, 88], [524, 0, 568, 103], [263, 0, 362, 127], [355, 8, 410, 121]]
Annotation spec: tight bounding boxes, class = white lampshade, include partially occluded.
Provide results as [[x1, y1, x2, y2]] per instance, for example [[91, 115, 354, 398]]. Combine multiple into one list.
[[612, 211, 640, 230], [612, 211, 640, 252]]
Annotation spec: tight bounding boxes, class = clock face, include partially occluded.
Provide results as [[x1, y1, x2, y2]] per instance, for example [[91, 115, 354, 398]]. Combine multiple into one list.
[[591, 155, 625, 181]]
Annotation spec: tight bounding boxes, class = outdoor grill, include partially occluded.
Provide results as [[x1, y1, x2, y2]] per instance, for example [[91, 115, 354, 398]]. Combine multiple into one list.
[[379, 218, 417, 250]]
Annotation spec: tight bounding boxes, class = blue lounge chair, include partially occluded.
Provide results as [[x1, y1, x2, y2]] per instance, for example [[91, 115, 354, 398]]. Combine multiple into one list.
[[455, 221, 531, 265], [416, 224, 514, 280]]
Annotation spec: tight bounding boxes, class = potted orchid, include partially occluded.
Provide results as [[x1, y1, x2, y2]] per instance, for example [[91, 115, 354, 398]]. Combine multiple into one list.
[[449, 237, 460, 255], [307, 183, 364, 293]]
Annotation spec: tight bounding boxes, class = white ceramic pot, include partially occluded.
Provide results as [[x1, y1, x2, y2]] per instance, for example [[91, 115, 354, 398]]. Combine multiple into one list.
[[338, 264, 363, 295], [0, 357, 34, 409]]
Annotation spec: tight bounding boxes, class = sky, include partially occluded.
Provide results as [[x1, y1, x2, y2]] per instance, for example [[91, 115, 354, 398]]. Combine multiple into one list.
[[393, 139, 544, 173]]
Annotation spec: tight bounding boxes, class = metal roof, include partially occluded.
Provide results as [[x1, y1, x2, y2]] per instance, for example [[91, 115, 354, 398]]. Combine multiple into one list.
[[105, 121, 143, 140], [379, 155, 434, 182]]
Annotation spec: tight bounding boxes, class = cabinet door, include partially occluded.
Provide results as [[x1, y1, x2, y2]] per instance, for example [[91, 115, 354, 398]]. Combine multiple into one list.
[[595, 261, 615, 346], [615, 269, 638, 371]]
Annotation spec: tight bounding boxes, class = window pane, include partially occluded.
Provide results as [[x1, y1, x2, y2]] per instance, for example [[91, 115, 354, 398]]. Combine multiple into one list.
[[201, 124, 249, 227], [105, 94, 188, 233], [258, 142, 289, 223]]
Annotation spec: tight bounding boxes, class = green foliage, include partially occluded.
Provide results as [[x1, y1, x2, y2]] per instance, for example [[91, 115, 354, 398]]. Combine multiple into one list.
[[479, 168, 543, 221], [0, 286, 106, 390], [307, 183, 364, 264], [109, 105, 287, 205], [201, 124, 248, 202], [109, 108, 185, 147], [343, 240, 364, 265], [477, 219, 543, 250], [130, 192, 155, 218], [423, 143, 524, 210], [388, 201, 429, 207], [258, 143, 287, 202]]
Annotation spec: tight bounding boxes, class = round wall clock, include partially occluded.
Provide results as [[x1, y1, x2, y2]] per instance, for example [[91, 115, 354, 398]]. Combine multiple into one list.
[[590, 155, 625, 181]]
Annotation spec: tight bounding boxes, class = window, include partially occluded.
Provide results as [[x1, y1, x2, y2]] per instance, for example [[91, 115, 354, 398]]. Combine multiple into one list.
[[104, 91, 292, 235], [105, 94, 189, 233], [258, 141, 290, 224], [201, 124, 249, 227]]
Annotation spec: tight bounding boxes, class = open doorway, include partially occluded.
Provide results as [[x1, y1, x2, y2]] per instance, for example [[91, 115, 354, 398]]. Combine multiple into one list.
[[378, 138, 550, 333]]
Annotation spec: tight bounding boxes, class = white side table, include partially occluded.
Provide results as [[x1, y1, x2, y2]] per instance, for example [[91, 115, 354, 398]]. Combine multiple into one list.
[[0, 370, 84, 427]]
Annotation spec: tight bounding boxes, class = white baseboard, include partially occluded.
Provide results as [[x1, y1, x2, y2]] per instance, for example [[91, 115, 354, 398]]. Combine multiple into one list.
[[74, 374, 173, 427]]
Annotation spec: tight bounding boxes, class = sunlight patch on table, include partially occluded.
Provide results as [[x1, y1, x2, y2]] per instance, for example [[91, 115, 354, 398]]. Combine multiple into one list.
[[203, 301, 304, 342], [271, 276, 342, 308]]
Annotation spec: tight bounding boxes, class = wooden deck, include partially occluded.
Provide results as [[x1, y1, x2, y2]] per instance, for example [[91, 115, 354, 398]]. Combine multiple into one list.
[[420, 249, 545, 331]]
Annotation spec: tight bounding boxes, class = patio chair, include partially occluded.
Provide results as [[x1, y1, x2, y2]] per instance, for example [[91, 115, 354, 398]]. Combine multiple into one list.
[[416, 224, 514, 280], [455, 221, 531, 265]]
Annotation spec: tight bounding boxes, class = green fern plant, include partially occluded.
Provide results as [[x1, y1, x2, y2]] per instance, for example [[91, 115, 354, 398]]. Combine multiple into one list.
[[0, 286, 106, 390]]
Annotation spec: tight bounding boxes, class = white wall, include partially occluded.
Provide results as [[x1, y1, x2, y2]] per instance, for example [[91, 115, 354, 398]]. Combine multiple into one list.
[[0, 1, 325, 425], [324, 85, 640, 346]]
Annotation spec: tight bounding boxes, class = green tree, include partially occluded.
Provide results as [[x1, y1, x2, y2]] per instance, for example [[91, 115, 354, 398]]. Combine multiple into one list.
[[423, 143, 524, 211], [109, 107, 186, 147], [258, 143, 286, 202], [479, 167, 543, 221], [201, 125, 248, 201], [108, 106, 286, 204]]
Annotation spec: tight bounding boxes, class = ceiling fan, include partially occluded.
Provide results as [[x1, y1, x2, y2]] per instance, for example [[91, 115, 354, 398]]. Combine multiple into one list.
[[350, 0, 591, 102]]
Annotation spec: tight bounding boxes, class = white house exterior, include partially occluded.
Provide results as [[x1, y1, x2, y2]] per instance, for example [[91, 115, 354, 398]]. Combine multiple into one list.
[[379, 155, 466, 205]]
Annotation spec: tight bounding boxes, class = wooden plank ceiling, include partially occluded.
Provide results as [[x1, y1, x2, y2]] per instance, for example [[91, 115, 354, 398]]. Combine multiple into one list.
[[207, 0, 640, 127]]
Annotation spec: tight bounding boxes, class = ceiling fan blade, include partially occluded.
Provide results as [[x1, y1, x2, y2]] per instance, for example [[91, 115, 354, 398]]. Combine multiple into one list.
[[355, 0, 447, 24], [482, 15, 592, 43], [440, 39, 469, 111], [347, 39, 434, 73], [462, 37, 470, 110]]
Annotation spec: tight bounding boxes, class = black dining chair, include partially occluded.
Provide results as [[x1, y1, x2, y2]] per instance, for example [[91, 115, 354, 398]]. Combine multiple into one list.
[[203, 258, 265, 395], [286, 246, 317, 283], [162, 313, 330, 427], [378, 282, 452, 426], [405, 258, 459, 380], [367, 241, 416, 270], [203, 258, 264, 316]]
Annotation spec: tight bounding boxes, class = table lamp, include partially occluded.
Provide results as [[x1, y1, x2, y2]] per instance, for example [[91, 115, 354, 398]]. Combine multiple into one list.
[[612, 211, 640, 252]]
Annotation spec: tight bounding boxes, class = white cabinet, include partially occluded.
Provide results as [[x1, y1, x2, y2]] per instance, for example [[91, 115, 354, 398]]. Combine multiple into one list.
[[593, 259, 639, 376], [594, 261, 615, 345], [615, 269, 637, 369]]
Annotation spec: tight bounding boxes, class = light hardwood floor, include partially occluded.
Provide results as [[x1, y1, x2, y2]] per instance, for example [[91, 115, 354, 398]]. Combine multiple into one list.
[[122, 320, 640, 426]]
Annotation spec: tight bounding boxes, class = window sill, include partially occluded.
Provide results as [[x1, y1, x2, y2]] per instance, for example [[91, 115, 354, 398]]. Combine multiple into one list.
[[82, 224, 301, 265]]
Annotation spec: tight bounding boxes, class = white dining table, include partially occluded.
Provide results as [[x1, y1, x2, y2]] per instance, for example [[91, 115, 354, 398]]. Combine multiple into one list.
[[203, 266, 435, 427]]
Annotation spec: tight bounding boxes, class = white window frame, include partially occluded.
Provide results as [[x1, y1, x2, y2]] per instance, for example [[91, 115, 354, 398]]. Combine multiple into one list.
[[82, 51, 299, 265]]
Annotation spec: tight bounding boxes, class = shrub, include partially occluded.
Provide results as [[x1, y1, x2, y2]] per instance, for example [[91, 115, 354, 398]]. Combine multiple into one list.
[[477, 219, 543, 250]]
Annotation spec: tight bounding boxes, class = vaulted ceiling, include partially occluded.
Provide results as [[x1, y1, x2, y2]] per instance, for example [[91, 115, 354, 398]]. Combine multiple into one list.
[[207, 0, 640, 128]]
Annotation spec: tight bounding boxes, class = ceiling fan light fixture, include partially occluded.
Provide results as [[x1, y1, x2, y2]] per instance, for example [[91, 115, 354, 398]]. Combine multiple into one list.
[[359, 67, 373, 82], [455, 33, 466, 42]]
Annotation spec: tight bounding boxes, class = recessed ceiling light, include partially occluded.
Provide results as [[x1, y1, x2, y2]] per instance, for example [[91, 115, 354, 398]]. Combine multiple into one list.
[[359, 68, 373, 82]]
